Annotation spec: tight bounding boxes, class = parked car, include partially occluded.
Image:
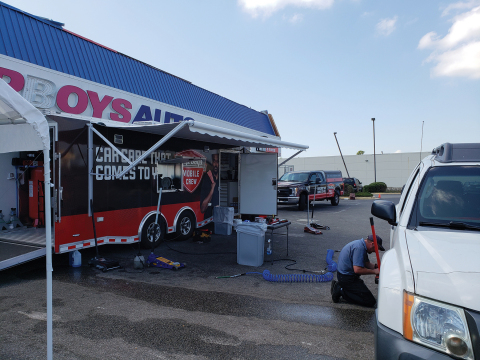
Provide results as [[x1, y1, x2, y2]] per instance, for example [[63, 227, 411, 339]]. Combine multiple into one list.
[[371, 143, 480, 359], [277, 170, 344, 210], [343, 177, 363, 192]]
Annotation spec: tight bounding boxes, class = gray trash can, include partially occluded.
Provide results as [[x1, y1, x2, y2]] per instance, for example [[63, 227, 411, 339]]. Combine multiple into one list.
[[236, 222, 267, 266], [213, 207, 234, 235]]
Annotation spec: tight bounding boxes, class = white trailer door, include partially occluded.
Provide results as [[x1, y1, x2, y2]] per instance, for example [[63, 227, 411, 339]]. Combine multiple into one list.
[[239, 153, 277, 215]]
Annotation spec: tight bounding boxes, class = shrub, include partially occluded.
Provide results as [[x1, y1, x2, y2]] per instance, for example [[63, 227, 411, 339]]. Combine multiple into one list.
[[356, 191, 373, 197], [364, 182, 387, 192], [343, 184, 354, 196]]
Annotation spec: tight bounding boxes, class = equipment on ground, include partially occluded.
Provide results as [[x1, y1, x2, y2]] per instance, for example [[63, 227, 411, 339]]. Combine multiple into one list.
[[88, 199, 120, 272], [147, 254, 185, 270]]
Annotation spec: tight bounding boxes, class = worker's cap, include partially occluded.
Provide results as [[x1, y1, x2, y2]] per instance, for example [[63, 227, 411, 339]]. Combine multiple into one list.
[[367, 235, 385, 251]]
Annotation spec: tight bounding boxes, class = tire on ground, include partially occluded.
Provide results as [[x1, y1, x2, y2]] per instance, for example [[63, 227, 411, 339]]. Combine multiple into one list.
[[140, 214, 166, 249], [298, 193, 307, 211], [176, 211, 195, 241], [330, 191, 340, 206]]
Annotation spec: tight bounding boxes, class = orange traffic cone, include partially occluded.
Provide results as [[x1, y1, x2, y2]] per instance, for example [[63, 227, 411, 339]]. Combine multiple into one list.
[[378, 194, 381, 199]]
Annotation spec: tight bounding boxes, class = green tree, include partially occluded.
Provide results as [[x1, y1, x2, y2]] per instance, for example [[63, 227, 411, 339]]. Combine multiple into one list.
[[357, 150, 365, 155]]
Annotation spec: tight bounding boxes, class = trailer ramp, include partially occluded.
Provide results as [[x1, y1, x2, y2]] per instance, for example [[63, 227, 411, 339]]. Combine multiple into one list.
[[0, 227, 50, 270]]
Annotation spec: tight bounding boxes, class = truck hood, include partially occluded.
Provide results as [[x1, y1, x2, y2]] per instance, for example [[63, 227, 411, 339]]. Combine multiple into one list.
[[278, 181, 304, 187], [406, 229, 480, 311]]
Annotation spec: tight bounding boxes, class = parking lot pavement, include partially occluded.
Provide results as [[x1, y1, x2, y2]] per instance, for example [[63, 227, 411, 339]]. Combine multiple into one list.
[[0, 196, 399, 359]]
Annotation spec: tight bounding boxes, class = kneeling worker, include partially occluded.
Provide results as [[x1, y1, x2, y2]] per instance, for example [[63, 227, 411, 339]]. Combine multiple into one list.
[[331, 235, 385, 307]]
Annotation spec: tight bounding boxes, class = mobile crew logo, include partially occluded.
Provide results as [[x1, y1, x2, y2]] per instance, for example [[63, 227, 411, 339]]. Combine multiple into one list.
[[177, 150, 206, 193]]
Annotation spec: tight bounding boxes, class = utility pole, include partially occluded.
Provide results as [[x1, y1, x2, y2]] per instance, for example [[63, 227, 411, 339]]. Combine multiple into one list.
[[333, 132, 350, 177], [372, 118, 376, 183]]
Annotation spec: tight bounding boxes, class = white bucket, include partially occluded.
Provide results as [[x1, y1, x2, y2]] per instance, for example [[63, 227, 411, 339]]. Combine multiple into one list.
[[69, 250, 82, 267]]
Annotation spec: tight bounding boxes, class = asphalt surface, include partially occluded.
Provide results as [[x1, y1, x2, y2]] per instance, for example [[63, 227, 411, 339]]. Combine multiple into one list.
[[0, 195, 399, 360]]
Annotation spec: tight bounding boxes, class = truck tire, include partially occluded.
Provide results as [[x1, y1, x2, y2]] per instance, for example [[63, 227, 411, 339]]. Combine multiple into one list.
[[176, 211, 195, 241], [140, 214, 166, 249], [330, 191, 340, 206], [298, 193, 307, 211]]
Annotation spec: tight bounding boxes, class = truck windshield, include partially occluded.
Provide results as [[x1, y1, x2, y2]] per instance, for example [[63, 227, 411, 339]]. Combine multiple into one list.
[[279, 172, 309, 182], [412, 166, 480, 228]]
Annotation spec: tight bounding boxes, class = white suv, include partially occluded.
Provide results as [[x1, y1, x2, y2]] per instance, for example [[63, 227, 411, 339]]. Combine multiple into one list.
[[371, 143, 480, 360]]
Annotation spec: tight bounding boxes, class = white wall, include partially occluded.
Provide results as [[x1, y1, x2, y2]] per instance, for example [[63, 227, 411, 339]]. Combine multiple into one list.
[[279, 151, 431, 188], [0, 152, 19, 218]]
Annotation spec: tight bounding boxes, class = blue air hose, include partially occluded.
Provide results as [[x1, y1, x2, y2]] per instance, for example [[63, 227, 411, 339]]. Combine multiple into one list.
[[326, 249, 338, 272], [262, 270, 334, 283], [216, 250, 338, 283]]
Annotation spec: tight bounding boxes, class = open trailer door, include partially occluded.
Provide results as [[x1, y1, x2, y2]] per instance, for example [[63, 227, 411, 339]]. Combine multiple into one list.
[[239, 153, 278, 215]]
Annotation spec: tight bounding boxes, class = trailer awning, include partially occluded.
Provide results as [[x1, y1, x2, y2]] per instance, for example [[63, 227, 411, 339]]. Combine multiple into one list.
[[0, 79, 50, 153], [45, 112, 308, 151], [45, 111, 308, 179]]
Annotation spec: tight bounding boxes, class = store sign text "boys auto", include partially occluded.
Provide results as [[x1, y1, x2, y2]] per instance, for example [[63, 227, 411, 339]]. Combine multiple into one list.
[[0, 66, 192, 124]]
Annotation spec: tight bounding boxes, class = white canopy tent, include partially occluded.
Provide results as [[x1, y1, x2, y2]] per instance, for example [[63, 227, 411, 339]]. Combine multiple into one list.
[[0, 79, 53, 360]]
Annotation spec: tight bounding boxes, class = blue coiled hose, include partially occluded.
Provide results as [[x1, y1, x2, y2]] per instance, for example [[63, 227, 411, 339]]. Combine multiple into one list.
[[326, 249, 337, 272], [262, 270, 334, 283]]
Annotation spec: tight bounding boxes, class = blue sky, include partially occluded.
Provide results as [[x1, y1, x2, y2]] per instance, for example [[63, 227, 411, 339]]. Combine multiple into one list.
[[7, 0, 480, 158]]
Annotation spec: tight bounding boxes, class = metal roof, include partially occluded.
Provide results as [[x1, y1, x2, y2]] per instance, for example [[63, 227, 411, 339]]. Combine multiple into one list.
[[0, 1, 275, 135]]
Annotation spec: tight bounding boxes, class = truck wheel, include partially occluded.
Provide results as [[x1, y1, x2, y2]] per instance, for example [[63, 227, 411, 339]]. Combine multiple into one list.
[[140, 215, 166, 249], [176, 211, 195, 241], [330, 191, 340, 206], [298, 193, 307, 211]]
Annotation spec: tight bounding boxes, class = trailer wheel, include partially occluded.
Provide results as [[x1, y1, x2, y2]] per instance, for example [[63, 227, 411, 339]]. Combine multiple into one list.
[[140, 215, 166, 249], [176, 211, 195, 241], [330, 191, 340, 206], [298, 193, 307, 211]]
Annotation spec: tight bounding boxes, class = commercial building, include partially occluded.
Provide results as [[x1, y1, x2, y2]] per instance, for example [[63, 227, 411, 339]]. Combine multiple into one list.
[[280, 151, 431, 188]]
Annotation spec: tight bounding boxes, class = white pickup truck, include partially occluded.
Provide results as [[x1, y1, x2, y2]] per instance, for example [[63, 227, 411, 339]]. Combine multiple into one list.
[[371, 143, 480, 360]]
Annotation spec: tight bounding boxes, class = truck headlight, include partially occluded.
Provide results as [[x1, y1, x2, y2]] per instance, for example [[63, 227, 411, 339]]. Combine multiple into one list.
[[290, 187, 298, 196], [403, 292, 474, 359]]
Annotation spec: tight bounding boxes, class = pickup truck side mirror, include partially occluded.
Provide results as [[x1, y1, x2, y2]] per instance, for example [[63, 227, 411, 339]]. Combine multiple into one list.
[[371, 200, 397, 226], [316, 178, 321, 184]]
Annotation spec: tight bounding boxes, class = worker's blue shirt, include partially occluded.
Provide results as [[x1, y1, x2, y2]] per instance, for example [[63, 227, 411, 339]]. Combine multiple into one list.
[[337, 238, 369, 276]]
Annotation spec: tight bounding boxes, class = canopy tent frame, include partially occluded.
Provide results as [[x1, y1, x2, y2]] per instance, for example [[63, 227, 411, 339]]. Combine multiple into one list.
[[0, 79, 53, 360]]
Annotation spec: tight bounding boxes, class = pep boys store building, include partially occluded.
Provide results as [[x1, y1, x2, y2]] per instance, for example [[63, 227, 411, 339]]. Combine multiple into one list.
[[0, 2, 308, 262]]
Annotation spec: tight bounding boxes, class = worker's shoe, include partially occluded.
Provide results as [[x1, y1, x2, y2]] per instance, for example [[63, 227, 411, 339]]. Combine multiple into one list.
[[331, 281, 341, 303], [330, 280, 337, 295]]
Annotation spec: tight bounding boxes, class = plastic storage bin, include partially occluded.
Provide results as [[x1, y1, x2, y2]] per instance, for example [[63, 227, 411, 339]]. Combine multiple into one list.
[[214, 222, 232, 235], [236, 222, 267, 266], [214, 207, 234, 235]]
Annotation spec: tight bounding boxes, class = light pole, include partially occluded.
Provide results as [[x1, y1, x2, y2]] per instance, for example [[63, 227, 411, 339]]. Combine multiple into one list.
[[333, 132, 350, 177], [372, 118, 376, 183]]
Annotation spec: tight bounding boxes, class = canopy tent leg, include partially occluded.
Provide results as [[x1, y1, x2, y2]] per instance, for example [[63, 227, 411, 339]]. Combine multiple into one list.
[[43, 149, 53, 360]]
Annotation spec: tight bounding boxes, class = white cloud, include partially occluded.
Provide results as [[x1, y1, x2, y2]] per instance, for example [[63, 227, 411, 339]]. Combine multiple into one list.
[[288, 13, 304, 23], [418, 5, 480, 79], [441, 0, 480, 16], [375, 16, 398, 37], [238, 0, 334, 18]]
